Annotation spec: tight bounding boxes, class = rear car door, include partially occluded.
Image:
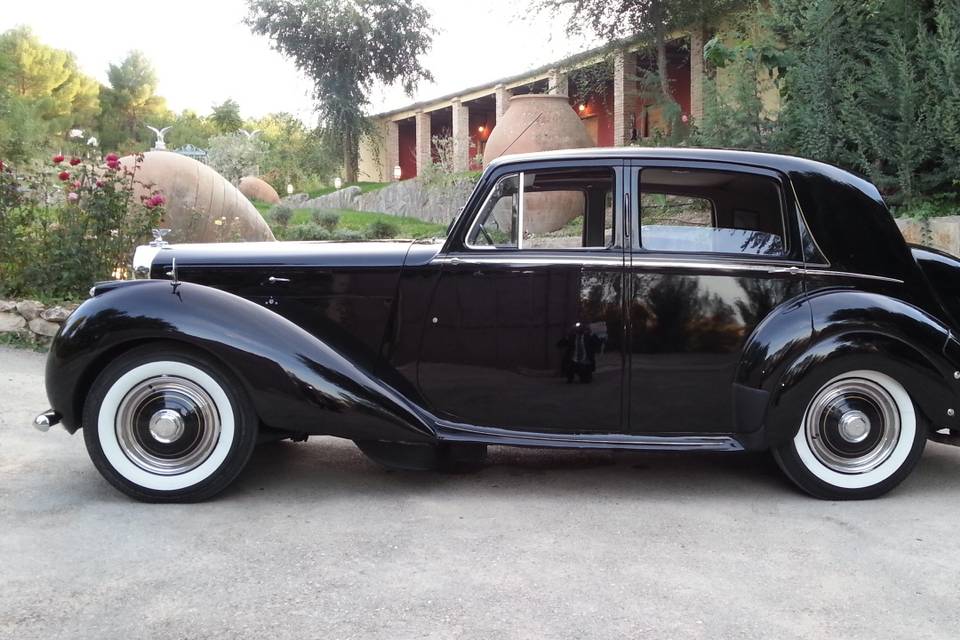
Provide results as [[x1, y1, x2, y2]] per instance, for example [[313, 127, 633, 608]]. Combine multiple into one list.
[[417, 160, 627, 433], [626, 160, 806, 434]]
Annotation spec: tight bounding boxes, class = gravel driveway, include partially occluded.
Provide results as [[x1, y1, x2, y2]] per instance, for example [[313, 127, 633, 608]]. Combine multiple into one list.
[[2, 345, 959, 639]]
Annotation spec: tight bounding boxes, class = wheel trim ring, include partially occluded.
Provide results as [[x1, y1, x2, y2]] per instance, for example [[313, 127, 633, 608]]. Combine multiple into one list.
[[98, 361, 236, 492], [115, 375, 222, 476], [804, 379, 901, 474], [792, 370, 916, 491]]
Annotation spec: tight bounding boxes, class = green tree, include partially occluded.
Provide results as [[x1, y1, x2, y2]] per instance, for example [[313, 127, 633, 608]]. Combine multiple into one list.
[[207, 132, 267, 185], [210, 98, 243, 133], [245, 0, 434, 183], [165, 109, 217, 149], [245, 112, 337, 189], [0, 27, 100, 159], [97, 51, 169, 151]]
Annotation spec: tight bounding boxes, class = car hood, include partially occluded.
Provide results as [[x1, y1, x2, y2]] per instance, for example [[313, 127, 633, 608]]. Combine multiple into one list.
[[148, 239, 442, 274]]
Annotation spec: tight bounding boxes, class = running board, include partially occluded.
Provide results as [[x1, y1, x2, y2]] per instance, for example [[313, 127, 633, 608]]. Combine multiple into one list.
[[436, 420, 743, 452]]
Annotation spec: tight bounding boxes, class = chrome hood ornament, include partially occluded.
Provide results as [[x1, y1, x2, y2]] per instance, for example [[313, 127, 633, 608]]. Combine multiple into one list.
[[150, 228, 171, 247]]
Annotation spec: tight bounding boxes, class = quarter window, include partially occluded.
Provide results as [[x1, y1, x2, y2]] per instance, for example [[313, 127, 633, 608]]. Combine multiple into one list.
[[639, 168, 786, 256]]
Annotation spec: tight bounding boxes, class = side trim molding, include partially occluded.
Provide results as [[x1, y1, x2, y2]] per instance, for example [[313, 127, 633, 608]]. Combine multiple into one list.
[[436, 420, 744, 451]]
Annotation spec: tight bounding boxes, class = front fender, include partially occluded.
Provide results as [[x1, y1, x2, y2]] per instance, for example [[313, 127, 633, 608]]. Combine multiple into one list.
[[760, 290, 960, 448], [46, 280, 437, 443]]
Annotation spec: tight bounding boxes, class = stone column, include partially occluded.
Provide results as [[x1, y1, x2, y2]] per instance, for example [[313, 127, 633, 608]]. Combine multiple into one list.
[[451, 98, 470, 172], [495, 83, 512, 122], [613, 49, 638, 146], [690, 28, 706, 121], [415, 110, 431, 175], [548, 68, 569, 96], [386, 120, 400, 181]]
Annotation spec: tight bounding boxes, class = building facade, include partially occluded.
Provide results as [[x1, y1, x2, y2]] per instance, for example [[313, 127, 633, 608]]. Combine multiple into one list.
[[358, 30, 707, 182]]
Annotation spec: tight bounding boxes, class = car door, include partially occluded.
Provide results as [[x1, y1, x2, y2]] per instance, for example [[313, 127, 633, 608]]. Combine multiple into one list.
[[626, 160, 806, 434], [417, 160, 627, 433]]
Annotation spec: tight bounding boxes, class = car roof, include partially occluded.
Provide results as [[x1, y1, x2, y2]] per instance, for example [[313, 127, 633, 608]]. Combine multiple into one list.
[[485, 146, 873, 188]]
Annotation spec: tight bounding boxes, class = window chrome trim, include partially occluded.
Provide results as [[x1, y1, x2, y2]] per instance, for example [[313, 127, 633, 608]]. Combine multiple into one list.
[[518, 171, 525, 249], [804, 268, 903, 284]]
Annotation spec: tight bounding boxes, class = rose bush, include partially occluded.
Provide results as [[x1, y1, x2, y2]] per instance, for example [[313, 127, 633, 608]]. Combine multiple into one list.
[[0, 152, 164, 299]]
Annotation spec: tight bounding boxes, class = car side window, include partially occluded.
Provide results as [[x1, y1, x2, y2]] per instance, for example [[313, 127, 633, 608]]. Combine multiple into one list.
[[639, 168, 785, 256], [467, 168, 615, 250]]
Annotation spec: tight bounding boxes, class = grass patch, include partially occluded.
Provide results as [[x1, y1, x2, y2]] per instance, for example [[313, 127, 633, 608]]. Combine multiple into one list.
[[0, 332, 47, 352]]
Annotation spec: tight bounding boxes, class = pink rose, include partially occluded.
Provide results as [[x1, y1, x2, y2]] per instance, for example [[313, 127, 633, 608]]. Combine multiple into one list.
[[67, 192, 79, 202], [105, 153, 119, 162]]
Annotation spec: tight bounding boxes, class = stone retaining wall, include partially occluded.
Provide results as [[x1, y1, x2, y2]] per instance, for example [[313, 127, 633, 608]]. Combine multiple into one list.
[[283, 177, 479, 225], [896, 216, 960, 256], [0, 300, 78, 345]]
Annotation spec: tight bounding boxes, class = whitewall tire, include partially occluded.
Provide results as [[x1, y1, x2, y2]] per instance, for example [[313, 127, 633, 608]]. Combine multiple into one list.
[[773, 369, 926, 500], [83, 345, 257, 502]]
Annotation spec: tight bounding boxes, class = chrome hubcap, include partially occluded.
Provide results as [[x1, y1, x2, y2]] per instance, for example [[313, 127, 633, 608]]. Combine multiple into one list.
[[838, 410, 871, 443], [148, 409, 185, 443], [805, 377, 901, 474], [116, 375, 221, 475]]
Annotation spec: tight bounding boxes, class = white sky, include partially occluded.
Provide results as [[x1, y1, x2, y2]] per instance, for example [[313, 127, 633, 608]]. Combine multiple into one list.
[[1, 0, 599, 123]]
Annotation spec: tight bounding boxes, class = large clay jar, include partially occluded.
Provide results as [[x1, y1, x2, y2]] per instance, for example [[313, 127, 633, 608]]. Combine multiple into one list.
[[483, 94, 594, 233], [239, 176, 281, 204], [120, 151, 275, 243]]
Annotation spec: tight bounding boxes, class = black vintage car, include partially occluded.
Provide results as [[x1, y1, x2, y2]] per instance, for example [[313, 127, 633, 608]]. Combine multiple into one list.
[[35, 148, 960, 501]]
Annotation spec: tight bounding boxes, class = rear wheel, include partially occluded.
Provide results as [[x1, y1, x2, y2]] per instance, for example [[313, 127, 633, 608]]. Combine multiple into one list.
[[773, 369, 926, 500], [82, 344, 258, 502]]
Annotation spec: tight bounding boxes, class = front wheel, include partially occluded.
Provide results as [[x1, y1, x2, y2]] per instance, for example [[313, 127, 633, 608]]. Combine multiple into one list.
[[82, 344, 258, 502], [773, 369, 926, 500]]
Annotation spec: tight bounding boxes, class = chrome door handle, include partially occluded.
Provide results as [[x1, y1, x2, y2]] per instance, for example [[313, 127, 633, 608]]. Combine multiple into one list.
[[768, 266, 802, 276], [268, 276, 290, 283]]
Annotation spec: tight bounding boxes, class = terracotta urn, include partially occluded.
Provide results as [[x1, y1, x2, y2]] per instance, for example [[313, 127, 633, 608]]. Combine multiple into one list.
[[239, 176, 281, 205], [484, 94, 594, 233], [120, 151, 275, 243]]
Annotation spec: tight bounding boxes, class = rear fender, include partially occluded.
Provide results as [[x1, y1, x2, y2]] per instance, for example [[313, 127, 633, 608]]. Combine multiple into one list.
[[46, 280, 436, 443], [762, 290, 960, 448]]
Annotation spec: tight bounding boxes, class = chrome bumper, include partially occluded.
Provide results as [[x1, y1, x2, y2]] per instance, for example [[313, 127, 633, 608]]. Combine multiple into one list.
[[33, 410, 61, 433]]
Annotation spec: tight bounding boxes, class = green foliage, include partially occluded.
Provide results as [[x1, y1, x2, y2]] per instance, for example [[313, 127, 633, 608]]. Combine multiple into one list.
[[768, 0, 960, 206], [284, 222, 331, 240], [270, 204, 294, 227], [245, 0, 435, 182], [97, 51, 169, 152], [210, 99, 243, 133], [312, 210, 340, 231], [207, 132, 266, 185], [0, 154, 163, 299], [691, 0, 960, 209], [0, 27, 100, 161], [367, 219, 399, 239]]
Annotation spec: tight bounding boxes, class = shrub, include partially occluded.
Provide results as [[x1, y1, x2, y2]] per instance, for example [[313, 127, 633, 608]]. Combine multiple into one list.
[[284, 223, 330, 241], [367, 219, 399, 239], [331, 229, 365, 241], [270, 204, 293, 227], [0, 152, 163, 299], [311, 210, 340, 232]]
